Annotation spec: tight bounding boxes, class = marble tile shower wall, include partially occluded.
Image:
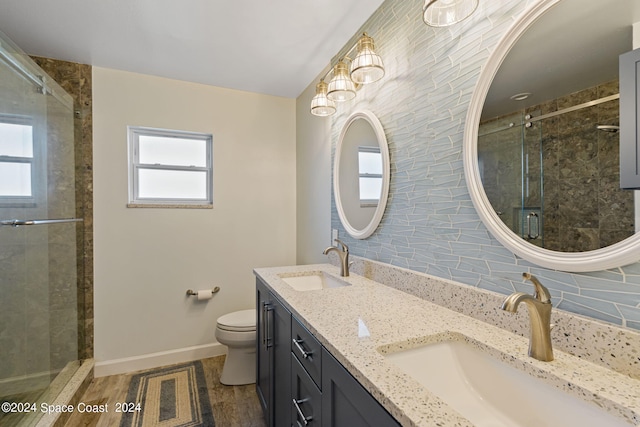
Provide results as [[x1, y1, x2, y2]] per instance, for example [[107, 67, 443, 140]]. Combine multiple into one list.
[[329, 0, 640, 331], [33, 57, 94, 361]]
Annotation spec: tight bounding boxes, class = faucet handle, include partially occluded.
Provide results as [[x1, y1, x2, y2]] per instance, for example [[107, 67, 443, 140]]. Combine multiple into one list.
[[334, 238, 349, 252], [522, 273, 551, 304]]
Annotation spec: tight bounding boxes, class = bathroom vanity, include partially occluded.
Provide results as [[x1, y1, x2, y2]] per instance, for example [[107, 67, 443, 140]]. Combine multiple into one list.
[[254, 263, 640, 427], [256, 276, 399, 426]]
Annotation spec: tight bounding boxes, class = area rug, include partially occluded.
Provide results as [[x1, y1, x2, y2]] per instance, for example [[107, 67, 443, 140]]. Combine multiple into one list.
[[119, 361, 215, 427]]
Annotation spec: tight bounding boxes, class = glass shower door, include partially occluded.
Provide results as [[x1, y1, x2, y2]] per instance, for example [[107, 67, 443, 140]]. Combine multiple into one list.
[[478, 112, 545, 247], [522, 114, 544, 247], [0, 33, 81, 426]]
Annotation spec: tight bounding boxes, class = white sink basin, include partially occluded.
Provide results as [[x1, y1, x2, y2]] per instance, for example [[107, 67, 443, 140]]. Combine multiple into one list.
[[384, 339, 631, 427], [279, 272, 350, 292]]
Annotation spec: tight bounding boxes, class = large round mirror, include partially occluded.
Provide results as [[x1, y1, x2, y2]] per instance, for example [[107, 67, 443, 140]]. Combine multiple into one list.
[[334, 110, 390, 239], [464, 0, 640, 272]]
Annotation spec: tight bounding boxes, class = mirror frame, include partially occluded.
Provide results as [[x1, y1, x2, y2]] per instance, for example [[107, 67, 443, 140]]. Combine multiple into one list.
[[464, 0, 640, 272], [334, 110, 390, 239]]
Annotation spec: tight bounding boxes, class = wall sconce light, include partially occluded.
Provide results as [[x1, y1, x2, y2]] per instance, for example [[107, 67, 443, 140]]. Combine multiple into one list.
[[423, 0, 478, 27], [350, 33, 385, 84], [310, 33, 384, 117], [327, 61, 357, 102], [310, 80, 337, 117]]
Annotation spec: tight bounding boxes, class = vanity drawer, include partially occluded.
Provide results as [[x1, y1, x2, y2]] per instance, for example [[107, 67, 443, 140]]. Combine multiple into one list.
[[291, 317, 322, 389], [291, 355, 321, 427]]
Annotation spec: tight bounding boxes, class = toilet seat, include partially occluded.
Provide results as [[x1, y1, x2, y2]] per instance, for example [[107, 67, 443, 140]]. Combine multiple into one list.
[[217, 309, 256, 332]]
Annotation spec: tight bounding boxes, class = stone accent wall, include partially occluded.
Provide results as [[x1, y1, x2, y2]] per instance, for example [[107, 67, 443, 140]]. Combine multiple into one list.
[[32, 57, 94, 360]]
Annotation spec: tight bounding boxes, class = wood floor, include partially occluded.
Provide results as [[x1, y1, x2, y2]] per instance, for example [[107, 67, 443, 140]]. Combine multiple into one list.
[[64, 355, 267, 427], [0, 388, 48, 427]]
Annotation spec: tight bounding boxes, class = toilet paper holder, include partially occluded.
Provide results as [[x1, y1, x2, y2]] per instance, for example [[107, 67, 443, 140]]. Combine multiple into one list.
[[186, 287, 220, 296]]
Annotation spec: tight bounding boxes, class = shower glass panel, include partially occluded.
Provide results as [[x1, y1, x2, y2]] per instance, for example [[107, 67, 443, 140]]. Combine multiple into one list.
[[478, 112, 545, 245], [0, 31, 82, 426]]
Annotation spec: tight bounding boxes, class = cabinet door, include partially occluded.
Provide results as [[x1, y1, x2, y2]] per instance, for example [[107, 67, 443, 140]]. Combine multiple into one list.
[[321, 348, 399, 427], [256, 278, 272, 422], [620, 47, 640, 189], [271, 293, 292, 427], [292, 355, 322, 427], [256, 278, 293, 427]]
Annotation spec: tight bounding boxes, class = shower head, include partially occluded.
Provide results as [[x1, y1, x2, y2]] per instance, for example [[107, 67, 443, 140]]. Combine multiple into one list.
[[596, 125, 620, 133]]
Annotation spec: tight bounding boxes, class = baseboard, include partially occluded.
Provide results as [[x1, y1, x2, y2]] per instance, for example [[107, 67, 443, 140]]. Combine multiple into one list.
[[94, 343, 226, 377]]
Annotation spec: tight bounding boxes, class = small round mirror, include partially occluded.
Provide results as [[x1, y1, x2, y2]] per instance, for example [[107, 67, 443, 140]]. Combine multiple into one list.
[[334, 110, 390, 239]]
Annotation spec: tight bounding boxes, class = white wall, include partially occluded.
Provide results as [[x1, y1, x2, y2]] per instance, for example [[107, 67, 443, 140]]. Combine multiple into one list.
[[295, 72, 333, 264], [93, 67, 296, 374]]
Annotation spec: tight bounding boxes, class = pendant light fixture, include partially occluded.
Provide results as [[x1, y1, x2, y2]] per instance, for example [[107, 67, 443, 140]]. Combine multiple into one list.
[[311, 33, 385, 117], [423, 0, 478, 27], [310, 80, 336, 117]]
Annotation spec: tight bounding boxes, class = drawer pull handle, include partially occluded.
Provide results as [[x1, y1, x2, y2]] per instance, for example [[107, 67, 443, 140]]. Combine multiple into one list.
[[292, 338, 312, 359], [293, 398, 312, 425]]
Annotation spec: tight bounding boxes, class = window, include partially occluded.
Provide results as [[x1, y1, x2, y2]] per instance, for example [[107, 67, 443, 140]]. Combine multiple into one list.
[[128, 126, 213, 207], [358, 146, 382, 207], [0, 115, 34, 202]]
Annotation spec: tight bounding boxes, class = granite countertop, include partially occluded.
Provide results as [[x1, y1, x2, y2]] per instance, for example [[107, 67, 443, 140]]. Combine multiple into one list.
[[254, 263, 640, 427]]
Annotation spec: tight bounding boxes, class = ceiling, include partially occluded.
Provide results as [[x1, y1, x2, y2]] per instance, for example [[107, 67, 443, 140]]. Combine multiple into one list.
[[482, 0, 640, 120], [6, 0, 638, 110], [0, 0, 386, 99]]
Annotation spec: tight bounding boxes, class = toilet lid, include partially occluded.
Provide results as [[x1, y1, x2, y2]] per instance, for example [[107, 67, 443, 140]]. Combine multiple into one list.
[[217, 309, 256, 332]]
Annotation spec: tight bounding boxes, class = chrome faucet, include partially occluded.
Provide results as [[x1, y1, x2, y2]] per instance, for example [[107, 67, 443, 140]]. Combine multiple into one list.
[[323, 238, 350, 277], [501, 273, 554, 362]]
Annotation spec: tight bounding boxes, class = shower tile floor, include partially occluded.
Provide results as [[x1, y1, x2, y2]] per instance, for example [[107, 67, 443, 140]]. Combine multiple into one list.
[[63, 355, 266, 427], [1, 360, 83, 427]]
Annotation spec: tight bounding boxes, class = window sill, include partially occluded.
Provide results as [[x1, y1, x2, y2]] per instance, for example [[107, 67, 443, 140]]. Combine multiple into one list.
[[126, 203, 213, 209]]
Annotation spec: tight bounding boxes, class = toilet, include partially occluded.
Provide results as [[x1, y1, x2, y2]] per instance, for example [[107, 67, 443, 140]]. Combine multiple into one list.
[[215, 308, 256, 385]]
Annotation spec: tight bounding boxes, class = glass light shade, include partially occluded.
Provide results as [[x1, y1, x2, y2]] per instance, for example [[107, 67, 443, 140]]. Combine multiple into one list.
[[350, 34, 385, 84], [423, 0, 478, 27], [310, 80, 336, 116], [327, 61, 357, 102]]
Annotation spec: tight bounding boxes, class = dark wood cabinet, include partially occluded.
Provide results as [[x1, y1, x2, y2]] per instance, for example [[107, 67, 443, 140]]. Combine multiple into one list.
[[321, 348, 400, 427], [619, 47, 640, 189], [256, 279, 270, 417], [257, 277, 399, 427], [256, 278, 291, 427]]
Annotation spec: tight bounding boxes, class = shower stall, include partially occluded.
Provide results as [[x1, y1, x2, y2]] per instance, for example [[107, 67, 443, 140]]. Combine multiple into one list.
[[478, 81, 634, 252], [0, 31, 86, 426]]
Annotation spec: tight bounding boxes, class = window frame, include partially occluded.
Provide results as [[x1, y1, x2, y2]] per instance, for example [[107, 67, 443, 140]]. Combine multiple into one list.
[[357, 145, 382, 207], [0, 114, 36, 206], [127, 126, 213, 207]]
